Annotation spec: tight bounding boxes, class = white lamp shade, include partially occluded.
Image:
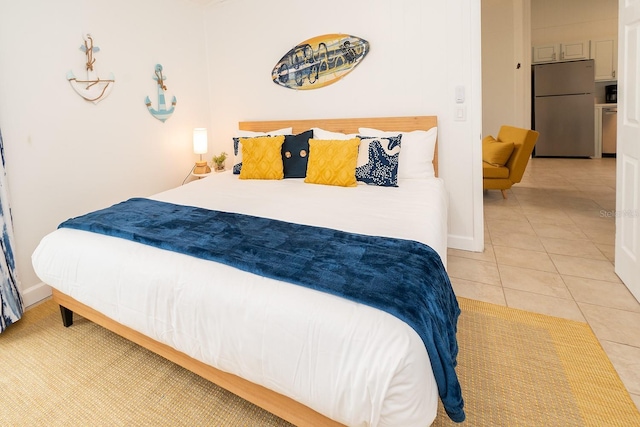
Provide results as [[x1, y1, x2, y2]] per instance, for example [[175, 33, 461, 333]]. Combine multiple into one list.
[[193, 128, 208, 155]]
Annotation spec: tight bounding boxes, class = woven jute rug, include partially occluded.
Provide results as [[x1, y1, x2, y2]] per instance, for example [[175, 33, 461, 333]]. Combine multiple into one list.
[[1, 298, 639, 426], [433, 298, 640, 427]]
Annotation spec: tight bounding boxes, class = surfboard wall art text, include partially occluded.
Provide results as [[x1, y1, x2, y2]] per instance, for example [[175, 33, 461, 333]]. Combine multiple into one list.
[[272, 34, 369, 90], [67, 34, 115, 104]]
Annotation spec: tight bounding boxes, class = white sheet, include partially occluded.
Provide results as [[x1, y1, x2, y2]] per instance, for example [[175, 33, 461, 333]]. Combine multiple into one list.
[[32, 172, 449, 427]]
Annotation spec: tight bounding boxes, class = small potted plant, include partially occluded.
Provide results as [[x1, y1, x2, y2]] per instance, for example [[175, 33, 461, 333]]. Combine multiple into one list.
[[212, 152, 227, 172]]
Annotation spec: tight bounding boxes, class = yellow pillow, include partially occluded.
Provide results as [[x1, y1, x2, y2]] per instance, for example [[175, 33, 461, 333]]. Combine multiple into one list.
[[239, 135, 285, 180], [482, 139, 515, 167], [482, 135, 497, 147], [305, 138, 360, 187]]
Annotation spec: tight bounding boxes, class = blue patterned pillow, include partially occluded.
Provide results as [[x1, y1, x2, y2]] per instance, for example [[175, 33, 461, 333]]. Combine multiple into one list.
[[355, 135, 402, 187], [233, 137, 243, 174]]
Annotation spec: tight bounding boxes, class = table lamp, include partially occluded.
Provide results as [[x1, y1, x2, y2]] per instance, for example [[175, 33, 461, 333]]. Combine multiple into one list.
[[193, 128, 211, 174]]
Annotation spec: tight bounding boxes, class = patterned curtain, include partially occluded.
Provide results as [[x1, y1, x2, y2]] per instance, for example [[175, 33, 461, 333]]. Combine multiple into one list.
[[0, 128, 23, 333]]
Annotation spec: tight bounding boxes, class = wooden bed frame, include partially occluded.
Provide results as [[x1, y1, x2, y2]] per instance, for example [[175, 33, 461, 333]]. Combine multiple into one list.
[[53, 115, 439, 427]]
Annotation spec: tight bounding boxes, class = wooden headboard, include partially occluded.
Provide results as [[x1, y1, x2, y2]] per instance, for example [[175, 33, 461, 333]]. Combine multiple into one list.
[[239, 116, 438, 177]]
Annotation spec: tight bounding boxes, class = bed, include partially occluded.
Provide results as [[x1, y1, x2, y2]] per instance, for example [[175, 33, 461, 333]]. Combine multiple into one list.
[[32, 116, 464, 426]]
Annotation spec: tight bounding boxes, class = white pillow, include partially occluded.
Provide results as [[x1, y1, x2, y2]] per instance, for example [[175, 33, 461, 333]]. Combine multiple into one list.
[[311, 127, 358, 140], [358, 127, 437, 179], [233, 127, 293, 174], [237, 128, 292, 137]]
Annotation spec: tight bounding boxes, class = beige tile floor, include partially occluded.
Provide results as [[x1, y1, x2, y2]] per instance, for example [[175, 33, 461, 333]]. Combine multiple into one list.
[[447, 157, 640, 411]]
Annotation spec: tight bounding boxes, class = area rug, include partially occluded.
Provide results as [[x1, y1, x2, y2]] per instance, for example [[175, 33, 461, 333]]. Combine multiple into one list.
[[433, 298, 640, 427], [1, 298, 638, 426]]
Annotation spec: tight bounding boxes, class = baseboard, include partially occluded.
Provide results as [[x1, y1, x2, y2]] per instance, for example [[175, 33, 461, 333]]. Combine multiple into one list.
[[448, 234, 484, 252], [22, 282, 52, 309]]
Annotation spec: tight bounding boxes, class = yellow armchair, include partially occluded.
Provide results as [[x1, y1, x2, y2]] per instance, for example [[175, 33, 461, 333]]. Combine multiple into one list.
[[482, 125, 539, 199]]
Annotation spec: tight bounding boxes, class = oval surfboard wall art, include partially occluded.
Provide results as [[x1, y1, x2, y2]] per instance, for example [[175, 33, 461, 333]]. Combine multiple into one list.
[[271, 34, 370, 90]]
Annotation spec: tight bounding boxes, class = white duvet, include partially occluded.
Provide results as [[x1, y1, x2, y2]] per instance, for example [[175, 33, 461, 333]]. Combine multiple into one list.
[[32, 172, 449, 427]]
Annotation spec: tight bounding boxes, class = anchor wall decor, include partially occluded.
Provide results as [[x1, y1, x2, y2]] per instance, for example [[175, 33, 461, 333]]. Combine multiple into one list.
[[67, 34, 115, 104], [145, 64, 176, 122]]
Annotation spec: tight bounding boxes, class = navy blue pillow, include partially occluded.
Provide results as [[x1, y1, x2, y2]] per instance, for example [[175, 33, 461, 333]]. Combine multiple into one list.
[[282, 130, 313, 178]]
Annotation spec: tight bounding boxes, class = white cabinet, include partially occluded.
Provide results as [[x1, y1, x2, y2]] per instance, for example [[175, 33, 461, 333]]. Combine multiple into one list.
[[560, 40, 590, 61], [532, 44, 559, 63], [532, 40, 590, 63], [591, 38, 617, 81], [532, 37, 618, 80]]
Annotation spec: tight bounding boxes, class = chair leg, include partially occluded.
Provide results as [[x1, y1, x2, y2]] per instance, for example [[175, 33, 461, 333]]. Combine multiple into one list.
[[501, 189, 507, 199]]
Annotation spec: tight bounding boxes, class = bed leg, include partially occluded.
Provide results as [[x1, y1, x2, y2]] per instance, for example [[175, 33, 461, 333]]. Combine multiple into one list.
[[59, 305, 74, 327]]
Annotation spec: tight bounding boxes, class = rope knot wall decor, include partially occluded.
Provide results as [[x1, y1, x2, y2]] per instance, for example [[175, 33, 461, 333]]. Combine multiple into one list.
[[66, 33, 115, 104]]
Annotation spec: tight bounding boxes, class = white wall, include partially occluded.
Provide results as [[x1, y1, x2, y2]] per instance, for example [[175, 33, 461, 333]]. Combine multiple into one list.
[[202, 0, 484, 252], [0, 0, 212, 305], [0, 0, 484, 306], [531, 0, 618, 44], [482, 0, 532, 136]]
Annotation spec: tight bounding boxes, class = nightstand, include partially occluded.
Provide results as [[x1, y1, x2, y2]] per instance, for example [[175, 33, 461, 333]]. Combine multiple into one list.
[[191, 171, 211, 179]]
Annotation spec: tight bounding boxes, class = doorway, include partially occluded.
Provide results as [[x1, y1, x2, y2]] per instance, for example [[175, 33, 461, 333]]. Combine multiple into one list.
[[479, 0, 640, 303]]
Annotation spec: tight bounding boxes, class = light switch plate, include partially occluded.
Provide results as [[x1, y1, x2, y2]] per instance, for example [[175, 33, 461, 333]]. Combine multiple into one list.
[[455, 86, 465, 104]]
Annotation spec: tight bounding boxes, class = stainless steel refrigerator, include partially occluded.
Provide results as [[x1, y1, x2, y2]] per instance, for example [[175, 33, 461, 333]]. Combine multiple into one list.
[[532, 60, 595, 157]]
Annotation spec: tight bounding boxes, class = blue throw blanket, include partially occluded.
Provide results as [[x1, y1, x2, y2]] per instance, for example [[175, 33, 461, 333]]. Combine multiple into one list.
[[59, 197, 465, 422]]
